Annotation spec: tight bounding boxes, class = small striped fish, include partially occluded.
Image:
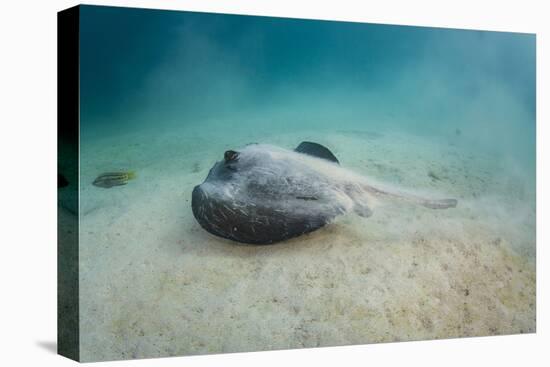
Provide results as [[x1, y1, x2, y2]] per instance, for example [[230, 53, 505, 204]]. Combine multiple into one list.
[[92, 171, 136, 188]]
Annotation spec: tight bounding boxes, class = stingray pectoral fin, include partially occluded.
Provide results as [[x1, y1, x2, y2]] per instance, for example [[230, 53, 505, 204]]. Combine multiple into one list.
[[295, 141, 340, 164]]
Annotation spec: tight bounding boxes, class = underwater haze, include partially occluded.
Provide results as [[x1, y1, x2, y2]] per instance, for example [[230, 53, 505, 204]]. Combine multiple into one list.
[[70, 5, 536, 362], [80, 6, 535, 163]]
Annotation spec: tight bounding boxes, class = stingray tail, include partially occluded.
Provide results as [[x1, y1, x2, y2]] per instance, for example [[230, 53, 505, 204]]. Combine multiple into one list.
[[362, 184, 458, 209]]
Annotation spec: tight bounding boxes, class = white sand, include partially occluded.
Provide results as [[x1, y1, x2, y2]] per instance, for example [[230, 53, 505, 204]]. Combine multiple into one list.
[[76, 126, 535, 361]]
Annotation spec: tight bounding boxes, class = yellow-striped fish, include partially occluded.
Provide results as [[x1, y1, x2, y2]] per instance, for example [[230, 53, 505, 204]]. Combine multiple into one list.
[[92, 171, 136, 188]]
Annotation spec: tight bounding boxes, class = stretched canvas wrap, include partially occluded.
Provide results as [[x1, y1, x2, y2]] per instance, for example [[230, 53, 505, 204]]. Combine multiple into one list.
[[57, 5, 536, 362]]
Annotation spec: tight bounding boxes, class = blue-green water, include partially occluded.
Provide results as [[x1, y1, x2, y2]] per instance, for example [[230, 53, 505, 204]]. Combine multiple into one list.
[[73, 5, 536, 362], [80, 5, 535, 166]]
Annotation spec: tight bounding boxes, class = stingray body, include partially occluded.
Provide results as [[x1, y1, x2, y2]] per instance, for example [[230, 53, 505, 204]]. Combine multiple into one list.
[[191, 142, 457, 245]]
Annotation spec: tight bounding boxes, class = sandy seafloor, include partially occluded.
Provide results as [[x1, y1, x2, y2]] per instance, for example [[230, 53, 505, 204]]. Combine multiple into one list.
[[63, 123, 535, 362]]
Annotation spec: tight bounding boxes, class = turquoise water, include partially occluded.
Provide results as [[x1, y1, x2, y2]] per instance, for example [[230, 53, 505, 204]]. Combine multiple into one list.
[[80, 5, 535, 165], [73, 5, 536, 362]]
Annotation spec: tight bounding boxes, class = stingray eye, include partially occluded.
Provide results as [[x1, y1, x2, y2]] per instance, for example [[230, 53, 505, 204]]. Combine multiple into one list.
[[224, 150, 239, 163]]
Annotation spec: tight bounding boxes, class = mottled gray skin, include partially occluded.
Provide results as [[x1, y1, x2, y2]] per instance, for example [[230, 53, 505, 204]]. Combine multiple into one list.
[[191, 143, 457, 245], [192, 144, 346, 244]]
